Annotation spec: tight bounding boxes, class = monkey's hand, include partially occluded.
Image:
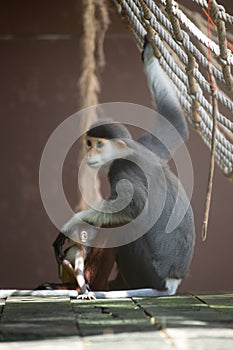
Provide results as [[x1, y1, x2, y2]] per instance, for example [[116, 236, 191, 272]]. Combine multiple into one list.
[[53, 232, 68, 265], [77, 280, 96, 300], [77, 291, 96, 300]]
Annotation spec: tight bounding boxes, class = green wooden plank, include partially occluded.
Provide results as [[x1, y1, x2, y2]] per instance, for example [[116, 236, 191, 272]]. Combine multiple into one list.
[[0, 296, 79, 341], [134, 294, 233, 331], [0, 333, 173, 350], [0, 336, 84, 350], [166, 327, 233, 350], [71, 298, 173, 340], [84, 332, 175, 350], [71, 299, 154, 336]]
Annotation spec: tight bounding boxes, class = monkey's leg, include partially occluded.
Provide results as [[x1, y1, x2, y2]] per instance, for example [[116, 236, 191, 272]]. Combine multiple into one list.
[[53, 232, 68, 264], [84, 247, 116, 291], [35, 282, 77, 290]]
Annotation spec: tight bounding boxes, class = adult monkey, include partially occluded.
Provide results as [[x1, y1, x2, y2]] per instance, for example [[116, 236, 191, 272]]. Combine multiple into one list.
[[53, 41, 195, 298]]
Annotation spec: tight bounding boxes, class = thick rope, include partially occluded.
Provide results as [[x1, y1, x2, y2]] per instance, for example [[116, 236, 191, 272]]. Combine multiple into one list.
[[191, 0, 233, 24], [77, 0, 110, 210], [110, 0, 233, 177]]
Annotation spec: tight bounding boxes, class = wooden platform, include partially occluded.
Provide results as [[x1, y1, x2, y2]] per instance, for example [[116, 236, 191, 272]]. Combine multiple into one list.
[[0, 292, 232, 349]]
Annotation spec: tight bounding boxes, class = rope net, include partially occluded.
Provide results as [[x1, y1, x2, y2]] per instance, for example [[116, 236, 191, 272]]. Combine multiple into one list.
[[110, 0, 233, 178]]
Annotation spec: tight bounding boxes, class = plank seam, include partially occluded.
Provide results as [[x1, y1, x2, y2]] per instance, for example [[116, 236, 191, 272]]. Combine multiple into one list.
[[131, 298, 178, 350], [192, 294, 231, 314]]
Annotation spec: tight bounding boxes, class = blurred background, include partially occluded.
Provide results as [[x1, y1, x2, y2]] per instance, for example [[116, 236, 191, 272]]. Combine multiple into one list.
[[0, 0, 232, 291]]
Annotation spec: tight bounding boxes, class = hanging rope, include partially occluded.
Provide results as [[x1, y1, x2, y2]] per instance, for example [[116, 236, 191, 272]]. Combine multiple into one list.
[[78, 0, 110, 109], [77, 0, 110, 210], [110, 0, 233, 179], [201, 0, 218, 241]]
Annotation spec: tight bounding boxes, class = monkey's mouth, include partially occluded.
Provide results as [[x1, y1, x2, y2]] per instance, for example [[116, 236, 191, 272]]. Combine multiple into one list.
[[87, 161, 100, 167]]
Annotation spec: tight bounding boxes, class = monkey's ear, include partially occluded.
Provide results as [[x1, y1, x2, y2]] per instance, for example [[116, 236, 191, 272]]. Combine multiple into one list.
[[115, 139, 127, 149]]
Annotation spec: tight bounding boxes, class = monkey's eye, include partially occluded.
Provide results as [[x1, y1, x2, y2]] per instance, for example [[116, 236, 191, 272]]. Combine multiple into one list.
[[96, 141, 104, 149], [86, 139, 92, 148]]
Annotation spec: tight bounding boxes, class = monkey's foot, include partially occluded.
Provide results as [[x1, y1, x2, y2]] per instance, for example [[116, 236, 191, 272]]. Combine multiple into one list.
[[53, 232, 67, 264]]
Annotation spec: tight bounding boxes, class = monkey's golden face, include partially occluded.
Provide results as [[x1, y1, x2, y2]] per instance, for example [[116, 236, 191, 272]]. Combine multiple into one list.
[[84, 136, 127, 168]]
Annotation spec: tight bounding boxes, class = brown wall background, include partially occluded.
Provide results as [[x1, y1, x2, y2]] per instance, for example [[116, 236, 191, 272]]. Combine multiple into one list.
[[0, 0, 232, 291]]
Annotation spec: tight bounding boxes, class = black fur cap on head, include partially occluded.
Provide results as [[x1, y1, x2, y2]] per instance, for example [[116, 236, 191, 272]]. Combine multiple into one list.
[[87, 119, 132, 140]]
